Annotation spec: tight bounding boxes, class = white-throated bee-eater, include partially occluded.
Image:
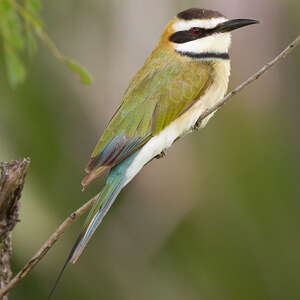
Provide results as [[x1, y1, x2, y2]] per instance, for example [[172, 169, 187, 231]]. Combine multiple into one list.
[[49, 8, 258, 296]]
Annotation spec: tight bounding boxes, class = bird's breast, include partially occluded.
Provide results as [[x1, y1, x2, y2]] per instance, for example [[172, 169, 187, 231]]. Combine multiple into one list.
[[175, 59, 231, 133]]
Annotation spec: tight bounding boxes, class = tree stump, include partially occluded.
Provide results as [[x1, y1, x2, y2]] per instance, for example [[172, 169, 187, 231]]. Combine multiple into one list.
[[0, 158, 30, 300]]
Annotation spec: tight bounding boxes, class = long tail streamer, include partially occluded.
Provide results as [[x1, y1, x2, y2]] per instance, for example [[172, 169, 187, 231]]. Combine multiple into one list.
[[48, 153, 138, 299]]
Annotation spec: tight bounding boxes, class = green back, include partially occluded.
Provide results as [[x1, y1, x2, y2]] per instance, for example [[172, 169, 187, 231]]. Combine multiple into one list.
[[91, 48, 213, 160]]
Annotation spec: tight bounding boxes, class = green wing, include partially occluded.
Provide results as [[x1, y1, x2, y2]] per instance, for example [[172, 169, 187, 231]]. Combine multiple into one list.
[[82, 51, 213, 187]]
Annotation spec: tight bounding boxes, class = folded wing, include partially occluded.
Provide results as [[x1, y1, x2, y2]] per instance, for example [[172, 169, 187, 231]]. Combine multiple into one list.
[[82, 54, 213, 188]]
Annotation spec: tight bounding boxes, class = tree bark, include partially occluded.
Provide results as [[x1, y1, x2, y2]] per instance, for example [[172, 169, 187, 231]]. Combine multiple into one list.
[[0, 158, 30, 300]]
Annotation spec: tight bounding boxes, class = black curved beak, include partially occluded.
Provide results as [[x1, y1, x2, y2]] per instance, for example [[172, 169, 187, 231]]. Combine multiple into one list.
[[216, 19, 259, 33]]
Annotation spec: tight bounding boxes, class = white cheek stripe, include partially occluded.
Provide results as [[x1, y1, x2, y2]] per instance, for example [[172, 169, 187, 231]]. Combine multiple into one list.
[[175, 33, 231, 55], [173, 17, 227, 32]]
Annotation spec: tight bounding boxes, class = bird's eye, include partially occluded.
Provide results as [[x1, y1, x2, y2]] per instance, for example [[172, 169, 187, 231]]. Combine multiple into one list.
[[191, 27, 202, 36]]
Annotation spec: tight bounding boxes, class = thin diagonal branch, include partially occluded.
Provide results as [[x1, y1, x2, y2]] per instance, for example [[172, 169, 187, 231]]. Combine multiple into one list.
[[0, 194, 98, 299], [0, 33, 299, 298], [194, 34, 300, 129]]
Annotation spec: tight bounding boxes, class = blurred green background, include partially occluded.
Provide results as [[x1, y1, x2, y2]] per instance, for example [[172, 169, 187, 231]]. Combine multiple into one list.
[[1, 0, 300, 299]]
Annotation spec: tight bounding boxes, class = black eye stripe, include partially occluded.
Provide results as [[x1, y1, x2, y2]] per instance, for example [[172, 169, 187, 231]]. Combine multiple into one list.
[[169, 27, 213, 44], [169, 31, 197, 43]]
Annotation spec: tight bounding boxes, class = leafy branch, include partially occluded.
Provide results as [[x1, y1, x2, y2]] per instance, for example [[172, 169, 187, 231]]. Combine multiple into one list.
[[0, 0, 92, 87], [0, 33, 299, 298]]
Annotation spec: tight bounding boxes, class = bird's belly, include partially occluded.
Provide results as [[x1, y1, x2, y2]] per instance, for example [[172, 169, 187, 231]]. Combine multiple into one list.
[[124, 78, 228, 185]]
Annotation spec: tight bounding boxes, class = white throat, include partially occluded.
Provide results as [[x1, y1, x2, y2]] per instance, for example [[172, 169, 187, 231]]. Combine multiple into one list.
[[175, 33, 231, 55]]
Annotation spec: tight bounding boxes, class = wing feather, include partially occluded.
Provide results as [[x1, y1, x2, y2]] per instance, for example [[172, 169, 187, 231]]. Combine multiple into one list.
[[83, 50, 214, 187]]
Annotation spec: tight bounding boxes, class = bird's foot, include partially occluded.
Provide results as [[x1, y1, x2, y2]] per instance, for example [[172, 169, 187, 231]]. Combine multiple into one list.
[[193, 120, 201, 131], [155, 150, 167, 159]]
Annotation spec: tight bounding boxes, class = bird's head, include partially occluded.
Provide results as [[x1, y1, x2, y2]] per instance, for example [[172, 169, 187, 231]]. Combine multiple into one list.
[[160, 8, 259, 59]]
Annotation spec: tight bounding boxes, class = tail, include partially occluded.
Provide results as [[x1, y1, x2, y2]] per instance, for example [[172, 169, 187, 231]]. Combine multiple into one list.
[[48, 153, 137, 298], [70, 173, 124, 263]]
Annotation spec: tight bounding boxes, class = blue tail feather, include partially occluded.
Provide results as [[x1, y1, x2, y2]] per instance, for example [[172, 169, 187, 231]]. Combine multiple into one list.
[[70, 176, 124, 263], [48, 152, 138, 298], [71, 152, 138, 263]]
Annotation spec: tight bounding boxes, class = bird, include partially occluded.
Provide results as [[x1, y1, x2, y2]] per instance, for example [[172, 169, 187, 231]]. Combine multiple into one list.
[[49, 8, 258, 297]]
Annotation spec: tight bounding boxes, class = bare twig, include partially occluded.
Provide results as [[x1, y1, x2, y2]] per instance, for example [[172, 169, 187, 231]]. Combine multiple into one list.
[[0, 194, 98, 299], [0, 34, 299, 298], [0, 158, 30, 300], [194, 34, 300, 129]]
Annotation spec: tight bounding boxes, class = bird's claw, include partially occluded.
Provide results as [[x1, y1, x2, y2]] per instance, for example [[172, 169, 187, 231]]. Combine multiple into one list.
[[155, 150, 166, 159], [193, 120, 201, 131]]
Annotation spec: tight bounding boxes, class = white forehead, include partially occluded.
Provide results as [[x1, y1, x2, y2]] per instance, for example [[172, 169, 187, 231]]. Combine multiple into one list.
[[173, 17, 228, 32]]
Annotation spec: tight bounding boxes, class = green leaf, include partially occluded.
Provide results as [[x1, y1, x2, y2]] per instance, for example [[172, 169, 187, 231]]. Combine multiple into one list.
[[0, 0, 92, 87], [4, 43, 26, 87], [66, 59, 93, 84], [25, 27, 37, 56], [24, 0, 42, 56], [26, 0, 42, 12], [0, 1, 25, 50], [21, 5, 44, 29]]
